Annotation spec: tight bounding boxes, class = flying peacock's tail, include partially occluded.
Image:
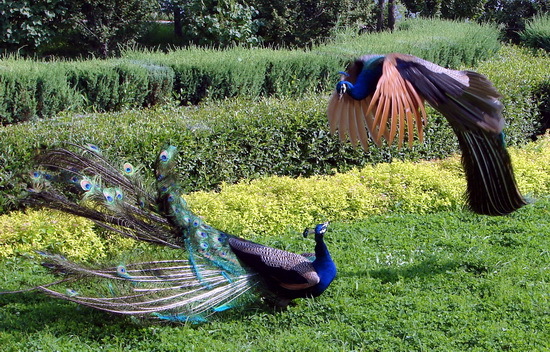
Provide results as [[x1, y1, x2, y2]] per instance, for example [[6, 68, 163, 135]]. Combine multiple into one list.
[[18, 144, 262, 321], [454, 129, 527, 216]]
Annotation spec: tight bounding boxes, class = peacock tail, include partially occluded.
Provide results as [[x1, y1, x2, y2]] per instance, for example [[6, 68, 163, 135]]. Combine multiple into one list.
[[9, 144, 336, 322]]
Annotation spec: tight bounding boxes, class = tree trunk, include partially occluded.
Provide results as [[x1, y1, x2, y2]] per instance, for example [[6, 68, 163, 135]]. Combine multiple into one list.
[[387, 0, 395, 31], [377, 0, 385, 31], [174, 6, 183, 38]]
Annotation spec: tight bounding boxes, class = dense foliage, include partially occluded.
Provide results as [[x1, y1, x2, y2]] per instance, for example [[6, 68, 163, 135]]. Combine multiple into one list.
[[0, 19, 502, 124], [1, 44, 548, 213], [520, 14, 550, 52], [0, 0, 158, 57]]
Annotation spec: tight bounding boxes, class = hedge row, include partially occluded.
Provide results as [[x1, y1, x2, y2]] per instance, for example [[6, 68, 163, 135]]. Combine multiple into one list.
[[0, 59, 173, 124], [1, 43, 546, 214], [1, 135, 548, 261], [520, 14, 550, 52], [0, 19, 501, 124], [322, 18, 501, 68]]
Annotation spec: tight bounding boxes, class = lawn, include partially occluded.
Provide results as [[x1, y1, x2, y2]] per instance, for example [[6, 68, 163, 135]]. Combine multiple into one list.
[[1, 197, 549, 351]]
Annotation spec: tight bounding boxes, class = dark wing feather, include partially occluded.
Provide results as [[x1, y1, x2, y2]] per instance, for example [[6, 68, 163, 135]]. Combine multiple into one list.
[[228, 238, 320, 289], [394, 55, 504, 133], [393, 54, 525, 215]]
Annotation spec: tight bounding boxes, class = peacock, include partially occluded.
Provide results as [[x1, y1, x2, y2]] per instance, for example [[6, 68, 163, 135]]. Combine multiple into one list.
[[5, 144, 336, 323], [327, 53, 526, 216]]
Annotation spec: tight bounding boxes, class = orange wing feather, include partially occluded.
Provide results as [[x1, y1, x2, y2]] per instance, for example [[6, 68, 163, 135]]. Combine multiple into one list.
[[366, 55, 427, 148]]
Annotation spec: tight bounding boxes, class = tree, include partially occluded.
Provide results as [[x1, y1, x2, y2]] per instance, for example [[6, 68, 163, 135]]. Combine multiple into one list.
[[401, 0, 442, 17], [0, 0, 70, 54], [440, 0, 488, 20], [480, 0, 546, 42], [163, 0, 261, 47], [68, 0, 159, 57], [253, 0, 341, 47]]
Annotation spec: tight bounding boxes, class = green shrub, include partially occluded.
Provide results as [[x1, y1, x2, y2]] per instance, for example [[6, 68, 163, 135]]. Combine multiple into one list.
[[0, 94, 463, 213], [0, 58, 78, 124], [1, 135, 548, 259], [319, 18, 501, 68], [0, 209, 134, 261], [475, 46, 550, 143], [520, 14, 550, 52], [186, 135, 550, 237], [0, 58, 174, 124]]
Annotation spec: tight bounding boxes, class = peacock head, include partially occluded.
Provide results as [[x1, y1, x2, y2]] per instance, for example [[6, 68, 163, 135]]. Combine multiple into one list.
[[303, 222, 329, 241], [335, 72, 351, 99]]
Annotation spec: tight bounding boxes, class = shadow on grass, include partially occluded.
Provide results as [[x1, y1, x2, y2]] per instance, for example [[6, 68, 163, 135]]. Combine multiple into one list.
[[344, 256, 462, 284]]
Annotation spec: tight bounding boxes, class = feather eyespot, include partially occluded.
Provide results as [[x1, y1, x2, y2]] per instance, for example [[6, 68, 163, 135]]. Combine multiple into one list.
[[80, 180, 92, 191], [30, 171, 41, 179], [115, 190, 123, 200], [103, 190, 114, 203], [123, 162, 134, 174], [159, 150, 169, 162], [116, 265, 129, 277], [167, 195, 174, 202], [70, 176, 79, 184], [192, 219, 200, 227], [199, 242, 209, 250], [196, 230, 208, 239], [86, 143, 101, 153]]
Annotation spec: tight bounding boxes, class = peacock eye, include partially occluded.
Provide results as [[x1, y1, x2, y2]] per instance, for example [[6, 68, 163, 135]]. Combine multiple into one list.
[[159, 150, 169, 162], [86, 143, 100, 152], [31, 171, 41, 178], [80, 180, 92, 191], [123, 162, 134, 174], [116, 265, 128, 276]]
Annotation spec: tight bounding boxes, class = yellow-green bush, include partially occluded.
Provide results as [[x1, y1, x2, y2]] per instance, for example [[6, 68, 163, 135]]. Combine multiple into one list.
[[187, 135, 550, 237], [2, 136, 548, 259], [0, 209, 134, 261]]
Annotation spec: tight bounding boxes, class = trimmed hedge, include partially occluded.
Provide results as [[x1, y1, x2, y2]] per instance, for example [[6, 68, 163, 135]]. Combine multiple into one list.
[[0, 47, 547, 214], [520, 14, 550, 52], [1, 134, 548, 260], [0, 58, 174, 124], [0, 19, 501, 124], [187, 135, 550, 237], [321, 18, 501, 68]]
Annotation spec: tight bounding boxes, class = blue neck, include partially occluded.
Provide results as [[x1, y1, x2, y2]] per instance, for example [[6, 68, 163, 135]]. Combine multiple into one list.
[[339, 56, 384, 100], [312, 238, 336, 294]]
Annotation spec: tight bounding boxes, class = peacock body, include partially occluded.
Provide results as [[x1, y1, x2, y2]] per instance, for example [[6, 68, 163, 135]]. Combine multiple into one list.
[[9, 144, 336, 323], [328, 53, 527, 216]]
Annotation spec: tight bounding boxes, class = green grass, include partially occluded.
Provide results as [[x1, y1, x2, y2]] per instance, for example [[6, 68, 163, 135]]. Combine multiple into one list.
[[1, 198, 549, 351]]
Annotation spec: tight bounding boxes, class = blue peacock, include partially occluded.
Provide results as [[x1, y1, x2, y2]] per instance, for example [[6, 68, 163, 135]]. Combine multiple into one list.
[[11, 144, 336, 323], [328, 53, 526, 216]]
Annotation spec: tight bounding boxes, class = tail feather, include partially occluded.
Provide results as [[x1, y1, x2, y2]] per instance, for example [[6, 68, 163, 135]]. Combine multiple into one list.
[[32, 253, 258, 319], [455, 129, 527, 215]]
